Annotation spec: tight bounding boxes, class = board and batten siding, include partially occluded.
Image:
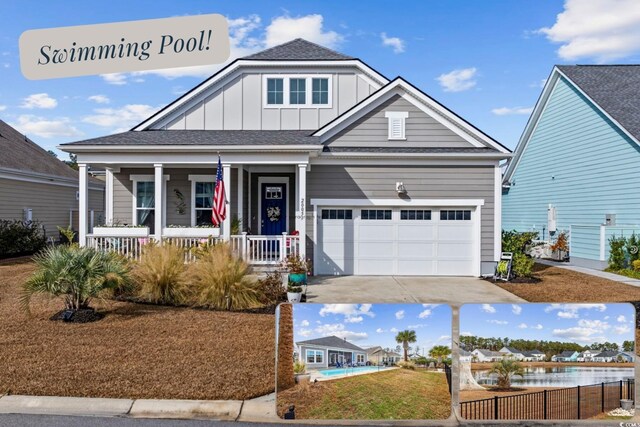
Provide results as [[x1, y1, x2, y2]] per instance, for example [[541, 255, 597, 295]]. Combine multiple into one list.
[[0, 177, 104, 238], [112, 168, 238, 226], [327, 94, 471, 148], [158, 68, 376, 131], [305, 165, 496, 269], [502, 77, 640, 247]]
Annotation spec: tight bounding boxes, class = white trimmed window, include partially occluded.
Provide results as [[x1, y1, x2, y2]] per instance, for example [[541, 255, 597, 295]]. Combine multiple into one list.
[[306, 349, 323, 364], [385, 111, 409, 140], [263, 75, 332, 108], [130, 174, 169, 233], [188, 175, 218, 226], [356, 354, 365, 363], [266, 78, 284, 105]]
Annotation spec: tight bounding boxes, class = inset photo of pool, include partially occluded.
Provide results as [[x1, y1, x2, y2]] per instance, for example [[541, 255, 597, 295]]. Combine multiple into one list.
[[459, 303, 635, 421], [276, 303, 452, 420]]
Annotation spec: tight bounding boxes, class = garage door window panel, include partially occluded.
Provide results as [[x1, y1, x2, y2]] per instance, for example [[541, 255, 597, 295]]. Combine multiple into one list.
[[400, 209, 432, 220], [361, 209, 392, 220], [440, 210, 471, 220]]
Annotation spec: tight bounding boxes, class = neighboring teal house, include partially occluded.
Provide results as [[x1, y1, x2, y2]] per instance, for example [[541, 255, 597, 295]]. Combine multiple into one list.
[[503, 66, 640, 268], [551, 350, 579, 362]]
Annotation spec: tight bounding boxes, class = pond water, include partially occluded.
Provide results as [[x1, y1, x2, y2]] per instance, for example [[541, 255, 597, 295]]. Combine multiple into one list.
[[473, 366, 634, 388]]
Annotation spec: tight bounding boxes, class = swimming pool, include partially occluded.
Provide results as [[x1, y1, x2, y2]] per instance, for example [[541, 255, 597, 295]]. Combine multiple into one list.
[[319, 366, 387, 377]]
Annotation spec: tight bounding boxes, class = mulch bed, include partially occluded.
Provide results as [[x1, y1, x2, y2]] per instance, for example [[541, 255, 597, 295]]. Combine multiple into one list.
[[50, 308, 105, 323], [0, 260, 276, 400]]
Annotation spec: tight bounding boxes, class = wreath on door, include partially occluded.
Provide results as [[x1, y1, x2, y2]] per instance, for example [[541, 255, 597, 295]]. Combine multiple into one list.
[[267, 206, 281, 222]]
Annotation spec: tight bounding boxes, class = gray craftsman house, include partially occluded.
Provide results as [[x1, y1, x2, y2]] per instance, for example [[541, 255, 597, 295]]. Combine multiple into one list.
[[297, 335, 368, 368], [60, 39, 511, 276]]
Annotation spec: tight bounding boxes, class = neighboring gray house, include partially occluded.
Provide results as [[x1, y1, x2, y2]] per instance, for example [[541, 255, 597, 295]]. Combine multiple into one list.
[[592, 350, 621, 363], [366, 346, 402, 365], [499, 346, 526, 360], [503, 66, 640, 269], [297, 335, 368, 369], [471, 349, 503, 363], [0, 120, 104, 239], [60, 38, 511, 276]]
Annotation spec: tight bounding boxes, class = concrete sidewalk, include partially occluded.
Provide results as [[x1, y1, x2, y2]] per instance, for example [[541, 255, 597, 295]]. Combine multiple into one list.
[[537, 259, 640, 287]]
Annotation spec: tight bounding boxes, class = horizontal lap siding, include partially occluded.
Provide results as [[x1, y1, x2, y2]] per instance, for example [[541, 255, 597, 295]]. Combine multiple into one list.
[[503, 78, 640, 248], [0, 178, 104, 238], [306, 165, 495, 262]]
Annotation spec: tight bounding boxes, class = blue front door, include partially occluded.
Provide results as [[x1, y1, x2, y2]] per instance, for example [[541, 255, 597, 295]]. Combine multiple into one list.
[[261, 183, 287, 235]]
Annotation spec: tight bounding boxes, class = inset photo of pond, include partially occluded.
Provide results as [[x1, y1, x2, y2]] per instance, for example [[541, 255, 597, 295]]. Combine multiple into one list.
[[459, 303, 635, 421], [276, 303, 452, 420]]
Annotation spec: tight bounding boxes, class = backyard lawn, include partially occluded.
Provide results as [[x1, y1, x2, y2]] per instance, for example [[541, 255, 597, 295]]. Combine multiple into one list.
[[0, 258, 276, 401], [495, 263, 640, 302], [276, 369, 451, 420]]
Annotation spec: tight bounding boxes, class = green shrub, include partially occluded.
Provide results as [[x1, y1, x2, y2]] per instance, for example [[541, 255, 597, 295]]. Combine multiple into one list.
[[633, 260, 640, 272], [502, 230, 538, 254], [608, 235, 627, 270], [293, 361, 306, 374], [0, 220, 46, 259], [627, 233, 640, 265], [188, 243, 262, 310], [512, 253, 534, 278], [397, 360, 416, 370], [21, 245, 130, 313], [133, 243, 189, 305]]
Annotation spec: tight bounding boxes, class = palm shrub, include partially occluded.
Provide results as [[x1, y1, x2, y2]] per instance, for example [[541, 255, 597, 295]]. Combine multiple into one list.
[[293, 361, 306, 374], [395, 329, 417, 361], [133, 242, 189, 305], [21, 245, 130, 314], [188, 242, 262, 310], [429, 345, 452, 366], [489, 358, 524, 390]]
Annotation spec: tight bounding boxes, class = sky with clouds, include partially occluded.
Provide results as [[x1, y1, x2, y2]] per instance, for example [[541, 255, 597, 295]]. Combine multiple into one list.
[[460, 304, 635, 346], [293, 304, 451, 354], [3, 1, 640, 155]]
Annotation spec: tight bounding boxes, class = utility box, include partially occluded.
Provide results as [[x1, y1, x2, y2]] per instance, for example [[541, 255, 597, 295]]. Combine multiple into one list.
[[547, 204, 557, 233], [23, 208, 32, 222], [605, 213, 616, 226]]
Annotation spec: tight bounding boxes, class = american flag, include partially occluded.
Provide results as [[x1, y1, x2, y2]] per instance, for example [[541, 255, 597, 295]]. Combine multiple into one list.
[[211, 155, 226, 226]]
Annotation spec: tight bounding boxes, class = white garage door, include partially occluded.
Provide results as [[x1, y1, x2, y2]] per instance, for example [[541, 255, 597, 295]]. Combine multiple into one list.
[[316, 207, 476, 276]]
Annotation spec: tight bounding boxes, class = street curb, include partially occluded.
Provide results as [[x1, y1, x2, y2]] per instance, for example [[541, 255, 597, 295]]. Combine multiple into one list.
[[0, 395, 133, 417], [129, 398, 243, 420]]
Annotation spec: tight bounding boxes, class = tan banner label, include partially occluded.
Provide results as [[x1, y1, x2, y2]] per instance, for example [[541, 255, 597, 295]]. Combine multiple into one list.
[[19, 14, 230, 80]]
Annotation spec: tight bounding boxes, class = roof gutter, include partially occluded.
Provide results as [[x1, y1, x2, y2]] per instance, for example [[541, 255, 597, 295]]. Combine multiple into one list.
[[58, 144, 324, 154]]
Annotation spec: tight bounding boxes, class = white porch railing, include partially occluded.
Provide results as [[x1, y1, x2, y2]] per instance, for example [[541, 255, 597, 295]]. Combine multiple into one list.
[[85, 232, 301, 265]]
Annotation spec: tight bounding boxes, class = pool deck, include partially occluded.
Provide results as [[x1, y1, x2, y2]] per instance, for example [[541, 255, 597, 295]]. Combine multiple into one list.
[[310, 366, 398, 382]]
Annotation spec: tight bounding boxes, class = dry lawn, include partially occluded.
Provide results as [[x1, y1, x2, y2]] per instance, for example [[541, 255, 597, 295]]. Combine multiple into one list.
[[277, 369, 451, 420], [0, 258, 276, 400], [496, 264, 640, 302]]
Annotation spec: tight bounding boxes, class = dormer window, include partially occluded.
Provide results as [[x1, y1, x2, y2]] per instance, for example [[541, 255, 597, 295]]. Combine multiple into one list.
[[385, 111, 408, 140], [263, 75, 332, 108]]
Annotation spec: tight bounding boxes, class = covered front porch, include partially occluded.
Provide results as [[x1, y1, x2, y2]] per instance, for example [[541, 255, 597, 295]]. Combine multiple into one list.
[[75, 151, 310, 266]]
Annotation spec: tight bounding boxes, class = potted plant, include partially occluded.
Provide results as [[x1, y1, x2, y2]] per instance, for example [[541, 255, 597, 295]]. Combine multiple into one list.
[[282, 254, 311, 286], [287, 283, 303, 303], [293, 361, 310, 384]]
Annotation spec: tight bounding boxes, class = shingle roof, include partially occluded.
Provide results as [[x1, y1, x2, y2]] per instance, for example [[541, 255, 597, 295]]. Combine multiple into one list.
[[594, 350, 619, 358], [558, 350, 578, 357], [503, 347, 524, 354], [61, 130, 321, 146], [297, 335, 366, 352], [557, 65, 640, 142], [0, 120, 80, 179], [242, 38, 354, 61], [475, 349, 501, 357]]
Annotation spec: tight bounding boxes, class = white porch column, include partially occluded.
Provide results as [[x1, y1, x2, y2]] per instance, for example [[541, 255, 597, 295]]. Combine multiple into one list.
[[296, 163, 307, 258], [78, 163, 88, 246], [237, 166, 243, 232], [105, 168, 114, 224], [222, 163, 231, 240], [154, 164, 163, 241]]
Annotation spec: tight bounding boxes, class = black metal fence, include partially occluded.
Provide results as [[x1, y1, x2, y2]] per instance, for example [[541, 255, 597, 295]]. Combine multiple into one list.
[[444, 364, 452, 394], [460, 379, 634, 420]]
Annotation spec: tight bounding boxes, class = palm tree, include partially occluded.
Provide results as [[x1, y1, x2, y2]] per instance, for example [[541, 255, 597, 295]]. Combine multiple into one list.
[[21, 245, 130, 314], [489, 358, 524, 390], [395, 330, 417, 361], [429, 345, 452, 366]]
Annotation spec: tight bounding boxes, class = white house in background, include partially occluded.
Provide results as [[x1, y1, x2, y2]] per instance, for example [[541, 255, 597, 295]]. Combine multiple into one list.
[[459, 349, 472, 363], [618, 352, 635, 362], [59, 38, 511, 277], [366, 346, 402, 365], [499, 346, 526, 360], [296, 335, 368, 369], [471, 349, 503, 363], [521, 349, 546, 362], [577, 349, 599, 362], [592, 350, 620, 363]]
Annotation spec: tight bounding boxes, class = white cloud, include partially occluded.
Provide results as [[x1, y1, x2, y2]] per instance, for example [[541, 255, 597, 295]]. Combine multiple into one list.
[[481, 304, 496, 314], [617, 315, 627, 323], [418, 309, 432, 319], [518, 323, 528, 329], [538, 0, 640, 61], [492, 106, 534, 116], [0, 105, 6, 111], [300, 320, 309, 327], [532, 324, 544, 330], [265, 14, 342, 49], [101, 73, 128, 85], [381, 32, 405, 53], [512, 305, 522, 315], [395, 310, 405, 320], [407, 323, 427, 329], [319, 304, 375, 324], [314, 323, 368, 341], [438, 335, 451, 342], [11, 115, 82, 138], [545, 304, 606, 319], [344, 316, 363, 324], [460, 331, 473, 337], [376, 328, 384, 333], [487, 319, 508, 325], [390, 327, 399, 333], [436, 67, 477, 92], [82, 104, 160, 132], [298, 329, 312, 337], [552, 318, 611, 343], [614, 324, 631, 335], [21, 93, 57, 109], [88, 95, 110, 104]]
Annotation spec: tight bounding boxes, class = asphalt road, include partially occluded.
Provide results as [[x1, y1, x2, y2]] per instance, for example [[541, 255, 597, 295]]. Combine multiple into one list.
[[0, 414, 277, 427]]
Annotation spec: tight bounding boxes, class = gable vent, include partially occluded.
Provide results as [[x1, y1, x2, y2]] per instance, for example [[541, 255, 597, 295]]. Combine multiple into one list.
[[385, 111, 408, 140]]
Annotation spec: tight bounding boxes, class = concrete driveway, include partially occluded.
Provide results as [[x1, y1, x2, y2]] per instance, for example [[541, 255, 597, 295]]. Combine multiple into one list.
[[305, 276, 525, 304]]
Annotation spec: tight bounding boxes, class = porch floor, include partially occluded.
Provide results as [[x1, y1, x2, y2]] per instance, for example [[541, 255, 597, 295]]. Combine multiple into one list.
[[305, 276, 525, 303]]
